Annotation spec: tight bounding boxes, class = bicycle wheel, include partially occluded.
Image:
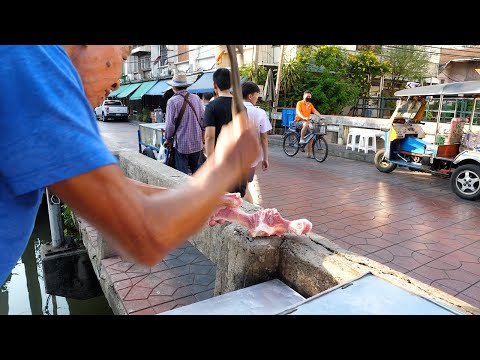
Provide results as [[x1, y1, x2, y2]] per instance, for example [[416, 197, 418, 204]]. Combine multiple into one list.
[[312, 136, 328, 162], [283, 132, 300, 156]]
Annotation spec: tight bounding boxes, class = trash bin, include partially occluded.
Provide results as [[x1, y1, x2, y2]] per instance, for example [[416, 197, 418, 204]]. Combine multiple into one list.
[[282, 108, 296, 129], [154, 108, 165, 123]]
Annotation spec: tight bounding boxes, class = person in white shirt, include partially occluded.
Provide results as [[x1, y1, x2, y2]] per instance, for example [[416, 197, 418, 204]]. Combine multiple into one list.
[[242, 81, 272, 203], [201, 92, 214, 109]]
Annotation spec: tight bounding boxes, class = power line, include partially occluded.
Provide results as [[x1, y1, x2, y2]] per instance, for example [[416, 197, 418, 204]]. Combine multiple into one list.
[[122, 45, 480, 78], [123, 45, 219, 65], [370, 45, 480, 62]]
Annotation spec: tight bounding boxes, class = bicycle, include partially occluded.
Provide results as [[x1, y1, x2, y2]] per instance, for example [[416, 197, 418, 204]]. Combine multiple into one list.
[[282, 118, 328, 162]]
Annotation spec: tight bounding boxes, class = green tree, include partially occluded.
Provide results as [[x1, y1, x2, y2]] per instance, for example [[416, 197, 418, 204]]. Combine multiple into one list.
[[280, 59, 304, 104], [61, 204, 80, 241], [382, 45, 430, 91], [346, 50, 390, 96], [279, 45, 360, 113], [356, 45, 382, 54], [239, 63, 268, 86]]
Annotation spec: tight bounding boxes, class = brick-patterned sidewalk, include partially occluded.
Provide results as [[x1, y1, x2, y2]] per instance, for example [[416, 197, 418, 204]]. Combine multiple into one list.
[[101, 242, 216, 315], [250, 145, 480, 308], [97, 122, 480, 311], [80, 219, 216, 315]]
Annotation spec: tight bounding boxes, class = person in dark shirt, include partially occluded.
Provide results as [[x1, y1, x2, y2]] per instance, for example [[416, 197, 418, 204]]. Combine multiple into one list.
[[204, 68, 249, 198], [204, 68, 233, 153]]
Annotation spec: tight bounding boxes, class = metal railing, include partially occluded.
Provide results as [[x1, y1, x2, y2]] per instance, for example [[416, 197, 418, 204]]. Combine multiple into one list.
[[351, 96, 399, 119]]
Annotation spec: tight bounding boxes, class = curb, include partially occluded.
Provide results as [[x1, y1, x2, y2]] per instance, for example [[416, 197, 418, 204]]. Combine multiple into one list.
[[268, 135, 375, 163], [131, 123, 375, 164]]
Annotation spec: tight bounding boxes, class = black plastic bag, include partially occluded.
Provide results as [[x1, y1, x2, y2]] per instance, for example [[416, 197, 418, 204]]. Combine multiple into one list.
[[166, 147, 176, 168]]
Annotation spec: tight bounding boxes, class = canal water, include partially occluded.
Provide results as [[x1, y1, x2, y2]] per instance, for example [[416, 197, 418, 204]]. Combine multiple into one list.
[[0, 197, 113, 315]]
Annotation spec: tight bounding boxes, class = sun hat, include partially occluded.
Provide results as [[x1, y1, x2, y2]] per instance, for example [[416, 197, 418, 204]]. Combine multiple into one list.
[[167, 72, 192, 87]]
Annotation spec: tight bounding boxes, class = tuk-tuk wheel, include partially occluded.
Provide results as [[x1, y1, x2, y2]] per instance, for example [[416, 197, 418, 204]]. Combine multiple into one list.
[[374, 149, 397, 173], [142, 147, 157, 160], [451, 164, 480, 201]]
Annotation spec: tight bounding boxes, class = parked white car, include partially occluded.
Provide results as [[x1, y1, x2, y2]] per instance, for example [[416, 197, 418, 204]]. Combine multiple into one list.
[[94, 100, 128, 121]]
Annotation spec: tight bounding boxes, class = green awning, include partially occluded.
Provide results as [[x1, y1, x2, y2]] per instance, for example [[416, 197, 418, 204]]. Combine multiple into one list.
[[108, 84, 128, 98], [116, 83, 142, 99], [129, 81, 158, 101]]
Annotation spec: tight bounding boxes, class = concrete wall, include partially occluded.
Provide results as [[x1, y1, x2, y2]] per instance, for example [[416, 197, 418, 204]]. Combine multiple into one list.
[[80, 137, 479, 315], [439, 61, 480, 83]]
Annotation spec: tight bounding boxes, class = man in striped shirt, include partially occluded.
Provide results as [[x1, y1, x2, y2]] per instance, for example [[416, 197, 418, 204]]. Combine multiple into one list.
[[165, 73, 205, 175]]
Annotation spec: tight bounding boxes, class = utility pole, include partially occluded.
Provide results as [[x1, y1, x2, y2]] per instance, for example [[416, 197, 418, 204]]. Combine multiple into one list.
[[253, 45, 259, 73], [270, 45, 285, 134], [273, 45, 285, 113], [236, 45, 244, 68]]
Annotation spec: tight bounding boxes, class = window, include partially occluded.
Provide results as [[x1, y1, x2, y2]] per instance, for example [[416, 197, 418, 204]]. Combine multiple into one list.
[[132, 56, 139, 73], [159, 45, 168, 66], [272, 45, 281, 64], [105, 100, 123, 106], [423, 98, 475, 123], [141, 55, 150, 70]]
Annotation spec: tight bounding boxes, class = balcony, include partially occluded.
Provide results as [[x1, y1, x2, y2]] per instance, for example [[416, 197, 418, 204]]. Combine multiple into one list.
[[131, 45, 151, 56]]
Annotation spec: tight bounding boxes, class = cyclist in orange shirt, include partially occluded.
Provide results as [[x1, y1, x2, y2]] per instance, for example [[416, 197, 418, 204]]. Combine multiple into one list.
[[295, 90, 324, 158]]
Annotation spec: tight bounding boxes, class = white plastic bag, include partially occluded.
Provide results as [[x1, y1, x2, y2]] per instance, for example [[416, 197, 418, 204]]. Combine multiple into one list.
[[158, 142, 168, 163]]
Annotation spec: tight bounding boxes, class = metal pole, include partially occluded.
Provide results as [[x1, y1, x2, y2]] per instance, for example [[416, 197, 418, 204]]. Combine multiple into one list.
[[380, 91, 384, 118], [271, 45, 285, 135], [471, 98, 477, 131], [45, 188, 64, 248], [273, 45, 285, 112], [435, 95, 444, 144]]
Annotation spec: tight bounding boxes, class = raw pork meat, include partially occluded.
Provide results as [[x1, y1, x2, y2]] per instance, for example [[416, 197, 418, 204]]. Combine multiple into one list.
[[209, 193, 312, 237]]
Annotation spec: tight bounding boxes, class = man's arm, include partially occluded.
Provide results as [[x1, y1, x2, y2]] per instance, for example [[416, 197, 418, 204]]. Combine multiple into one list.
[[258, 109, 271, 171], [124, 177, 238, 210], [204, 127, 216, 157], [49, 121, 259, 266], [164, 99, 176, 142], [311, 103, 324, 118], [203, 101, 217, 157], [260, 132, 269, 171], [200, 101, 206, 144], [314, 109, 324, 118], [125, 177, 167, 195]]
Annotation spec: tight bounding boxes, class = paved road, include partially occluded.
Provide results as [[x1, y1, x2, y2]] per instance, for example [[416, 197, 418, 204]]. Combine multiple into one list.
[[98, 120, 480, 309]]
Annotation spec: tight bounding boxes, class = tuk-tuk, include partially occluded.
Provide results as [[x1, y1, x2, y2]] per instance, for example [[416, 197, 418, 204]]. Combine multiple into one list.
[[374, 80, 480, 201]]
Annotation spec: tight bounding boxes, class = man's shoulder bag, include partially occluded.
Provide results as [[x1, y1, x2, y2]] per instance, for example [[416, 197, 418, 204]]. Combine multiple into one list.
[[166, 93, 189, 168]]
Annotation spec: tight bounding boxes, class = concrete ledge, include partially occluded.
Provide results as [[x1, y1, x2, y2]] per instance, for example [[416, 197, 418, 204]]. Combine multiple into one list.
[[268, 135, 376, 163], [77, 140, 479, 315], [277, 233, 479, 314], [322, 114, 391, 132], [77, 216, 128, 315], [119, 150, 189, 188]]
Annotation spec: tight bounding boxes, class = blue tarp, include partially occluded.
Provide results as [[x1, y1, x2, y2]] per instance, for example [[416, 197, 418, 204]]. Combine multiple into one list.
[[145, 79, 171, 96], [187, 71, 215, 94]]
